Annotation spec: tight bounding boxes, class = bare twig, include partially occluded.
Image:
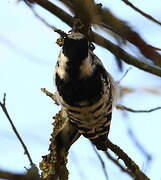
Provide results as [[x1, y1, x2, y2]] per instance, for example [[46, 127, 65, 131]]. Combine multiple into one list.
[[41, 88, 59, 105], [41, 88, 161, 113], [121, 0, 161, 26], [117, 67, 132, 83], [119, 86, 161, 98], [24, 0, 73, 27], [0, 35, 46, 64], [117, 104, 161, 113], [23, 0, 53, 28], [104, 151, 134, 178], [0, 94, 34, 167], [107, 140, 150, 180], [91, 143, 109, 180], [23, 0, 67, 38], [127, 128, 152, 170]]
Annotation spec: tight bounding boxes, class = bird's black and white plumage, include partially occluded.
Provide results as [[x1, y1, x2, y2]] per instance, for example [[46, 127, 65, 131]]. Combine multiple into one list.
[[54, 32, 115, 151]]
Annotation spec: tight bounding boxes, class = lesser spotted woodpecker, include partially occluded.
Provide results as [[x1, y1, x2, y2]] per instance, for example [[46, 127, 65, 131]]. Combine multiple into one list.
[[54, 32, 115, 151]]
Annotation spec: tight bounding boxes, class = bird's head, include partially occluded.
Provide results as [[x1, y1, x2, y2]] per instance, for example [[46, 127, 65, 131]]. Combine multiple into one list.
[[62, 32, 89, 60]]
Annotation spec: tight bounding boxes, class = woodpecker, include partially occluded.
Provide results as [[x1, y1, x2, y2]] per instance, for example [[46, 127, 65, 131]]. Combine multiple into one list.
[[54, 32, 115, 151]]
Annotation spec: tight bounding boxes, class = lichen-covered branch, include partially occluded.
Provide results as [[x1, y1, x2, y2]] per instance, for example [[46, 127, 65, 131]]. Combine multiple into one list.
[[40, 89, 151, 179], [40, 110, 80, 180], [40, 110, 69, 180], [39, 109, 150, 180]]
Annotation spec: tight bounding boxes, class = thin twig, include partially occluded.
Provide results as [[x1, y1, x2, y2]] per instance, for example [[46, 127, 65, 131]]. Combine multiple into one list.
[[127, 128, 152, 170], [41, 88, 59, 105], [117, 104, 161, 113], [91, 143, 109, 180], [117, 67, 132, 84], [0, 94, 34, 166], [23, 0, 53, 28], [0, 35, 46, 64], [148, 45, 161, 51], [23, 0, 67, 37], [121, 0, 161, 26], [41, 88, 161, 113], [104, 151, 134, 178], [107, 140, 150, 180]]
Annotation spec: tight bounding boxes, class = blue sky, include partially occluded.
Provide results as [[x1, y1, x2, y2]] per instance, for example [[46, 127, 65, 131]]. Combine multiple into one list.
[[0, 0, 161, 180]]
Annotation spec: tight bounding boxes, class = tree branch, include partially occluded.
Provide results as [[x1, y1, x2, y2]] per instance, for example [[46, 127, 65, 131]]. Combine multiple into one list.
[[91, 143, 109, 180], [0, 94, 34, 167], [127, 128, 152, 170], [0, 170, 31, 180], [92, 32, 161, 77], [41, 88, 161, 114], [107, 140, 150, 180], [121, 0, 161, 26], [22, 0, 161, 77], [40, 110, 80, 180], [23, 0, 68, 38], [41, 88, 59, 105], [0, 169, 40, 180], [57, 0, 161, 66], [40, 88, 151, 179], [104, 151, 134, 178], [117, 104, 161, 113]]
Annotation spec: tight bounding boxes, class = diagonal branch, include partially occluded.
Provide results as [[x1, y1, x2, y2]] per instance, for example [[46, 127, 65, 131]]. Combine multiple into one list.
[[23, 0, 161, 77], [107, 140, 150, 180], [41, 88, 59, 105], [104, 151, 134, 178], [41, 88, 150, 179], [58, 0, 161, 66], [121, 0, 161, 26], [0, 94, 34, 167], [23, 0, 68, 38], [92, 32, 161, 77], [91, 143, 109, 180], [127, 128, 152, 170]]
